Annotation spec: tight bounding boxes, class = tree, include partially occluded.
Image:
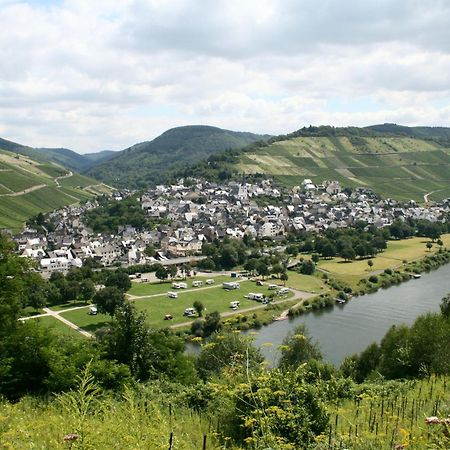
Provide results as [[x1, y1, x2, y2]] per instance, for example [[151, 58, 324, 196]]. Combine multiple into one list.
[[155, 265, 168, 283], [280, 271, 289, 286], [311, 253, 320, 263], [299, 260, 315, 275], [367, 259, 374, 270], [271, 263, 283, 277], [144, 243, 156, 258], [279, 325, 322, 369], [167, 265, 178, 280], [93, 287, 125, 316], [196, 332, 263, 380], [441, 294, 450, 318], [426, 242, 433, 252], [106, 270, 131, 292], [255, 260, 269, 280], [79, 279, 95, 304], [193, 300, 204, 317], [203, 311, 222, 337], [321, 242, 336, 259], [340, 246, 356, 262], [99, 303, 196, 383]]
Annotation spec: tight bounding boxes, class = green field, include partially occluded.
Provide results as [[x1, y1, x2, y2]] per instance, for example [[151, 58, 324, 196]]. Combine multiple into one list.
[[61, 279, 294, 331], [237, 136, 450, 202], [36, 315, 84, 338], [317, 234, 450, 287], [285, 271, 328, 293], [0, 149, 112, 230]]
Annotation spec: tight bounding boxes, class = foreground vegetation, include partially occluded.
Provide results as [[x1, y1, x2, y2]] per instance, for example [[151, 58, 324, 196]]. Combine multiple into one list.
[[1, 232, 450, 448]]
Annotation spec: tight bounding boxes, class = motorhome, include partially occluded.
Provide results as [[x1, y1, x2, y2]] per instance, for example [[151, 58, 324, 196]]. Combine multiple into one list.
[[223, 281, 240, 290], [248, 292, 264, 301], [183, 307, 196, 317], [167, 291, 178, 298], [192, 280, 203, 287], [205, 279, 215, 285], [230, 301, 240, 309], [88, 306, 98, 315], [268, 284, 278, 290], [172, 282, 188, 289], [277, 288, 289, 295]]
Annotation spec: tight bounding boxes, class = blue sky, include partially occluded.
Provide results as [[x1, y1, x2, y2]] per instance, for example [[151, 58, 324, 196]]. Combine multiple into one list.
[[0, 0, 449, 153]]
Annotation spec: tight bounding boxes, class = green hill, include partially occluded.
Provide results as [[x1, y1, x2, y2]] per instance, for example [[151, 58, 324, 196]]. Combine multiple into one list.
[[0, 149, 112, 231], [84, 125, 270, 188], [232, 126, 450, 202], [0, 137, 117, 172]]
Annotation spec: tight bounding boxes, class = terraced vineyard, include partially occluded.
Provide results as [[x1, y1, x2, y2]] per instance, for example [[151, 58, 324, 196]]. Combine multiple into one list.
[[0, 149, 112, 230], [237, 136, 450, 202]]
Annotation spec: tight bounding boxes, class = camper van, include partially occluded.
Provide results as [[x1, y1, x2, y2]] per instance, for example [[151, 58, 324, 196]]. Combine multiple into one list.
[[268, 284, 278, 290], [248, 292, 265, 301], [230, 301, 240, 309], [172, 282, 188, 289], [88, 306, 98, 315], [223, 282, 240, 290], [205, 279, 215, 285], [277, 288, 289, 296], [183, 307, 196, 317], [167, 291, 178, 299], [192, 280, 203, 287]]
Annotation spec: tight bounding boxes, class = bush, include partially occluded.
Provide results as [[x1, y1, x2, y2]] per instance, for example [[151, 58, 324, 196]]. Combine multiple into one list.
[[368, 275, 378, 283]]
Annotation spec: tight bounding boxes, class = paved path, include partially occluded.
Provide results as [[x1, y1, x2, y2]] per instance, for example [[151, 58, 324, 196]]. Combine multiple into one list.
[[42, 307, 93, 338], [54, 170, 73, 187], [19, 307, 93, 338]]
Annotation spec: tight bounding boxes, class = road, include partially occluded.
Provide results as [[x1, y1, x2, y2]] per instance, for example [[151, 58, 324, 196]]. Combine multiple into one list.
[[170, 287, 316, 329]]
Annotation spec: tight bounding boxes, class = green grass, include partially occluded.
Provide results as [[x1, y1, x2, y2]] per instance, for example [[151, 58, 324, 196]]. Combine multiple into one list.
[[61, 280, 295, 331], [316, 234, 450, 288], [36, 315, 85, 338], [238, 137, 450, 202], [285, 271, 328, 293]]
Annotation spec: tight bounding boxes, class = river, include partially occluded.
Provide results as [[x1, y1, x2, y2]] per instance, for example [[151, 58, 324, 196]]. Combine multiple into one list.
[[249, 264, 450, 367]]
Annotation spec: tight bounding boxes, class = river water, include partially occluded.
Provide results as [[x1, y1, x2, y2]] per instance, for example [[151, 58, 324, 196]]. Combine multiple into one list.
[[249, 264, 450, 367]]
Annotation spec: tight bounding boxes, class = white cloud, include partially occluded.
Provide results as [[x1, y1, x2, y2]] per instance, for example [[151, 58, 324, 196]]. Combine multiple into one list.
[[0, 0, 450, 152]]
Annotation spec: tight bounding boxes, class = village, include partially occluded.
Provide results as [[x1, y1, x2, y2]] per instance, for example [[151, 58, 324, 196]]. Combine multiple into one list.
[[10, 177, 450, 275]]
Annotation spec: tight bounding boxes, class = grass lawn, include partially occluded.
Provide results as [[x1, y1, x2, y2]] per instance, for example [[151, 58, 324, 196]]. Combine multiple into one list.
[[127, 275, 231, 297], [317, 234, 450, 288], [62, 280, 294, 331], [36, 315, 85, 338], [285, 271, 328, 293]]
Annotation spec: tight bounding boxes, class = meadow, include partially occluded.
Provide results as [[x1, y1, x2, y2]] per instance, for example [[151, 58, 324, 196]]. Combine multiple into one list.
[[317, 234, 450, 288], [60, 278, 295, 332]]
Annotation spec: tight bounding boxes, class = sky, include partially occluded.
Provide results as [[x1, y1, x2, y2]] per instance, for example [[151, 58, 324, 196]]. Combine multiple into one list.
[[1, 0, 450, 153]]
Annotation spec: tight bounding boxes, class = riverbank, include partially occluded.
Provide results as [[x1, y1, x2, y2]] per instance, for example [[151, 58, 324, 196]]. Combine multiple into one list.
[[252, 262, 450, 366]]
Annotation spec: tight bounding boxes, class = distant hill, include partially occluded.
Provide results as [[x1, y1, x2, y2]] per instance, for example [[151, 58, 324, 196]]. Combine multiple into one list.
[[84, 125, 270, 188], [183, 125, 450, 203], [0, 137, 117, 172], [0, 148, 112, 231], [365, 123, 450, 141]]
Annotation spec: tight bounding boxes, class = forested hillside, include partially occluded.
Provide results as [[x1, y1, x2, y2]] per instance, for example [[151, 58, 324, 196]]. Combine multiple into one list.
[[84, 125, 269, 188]]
